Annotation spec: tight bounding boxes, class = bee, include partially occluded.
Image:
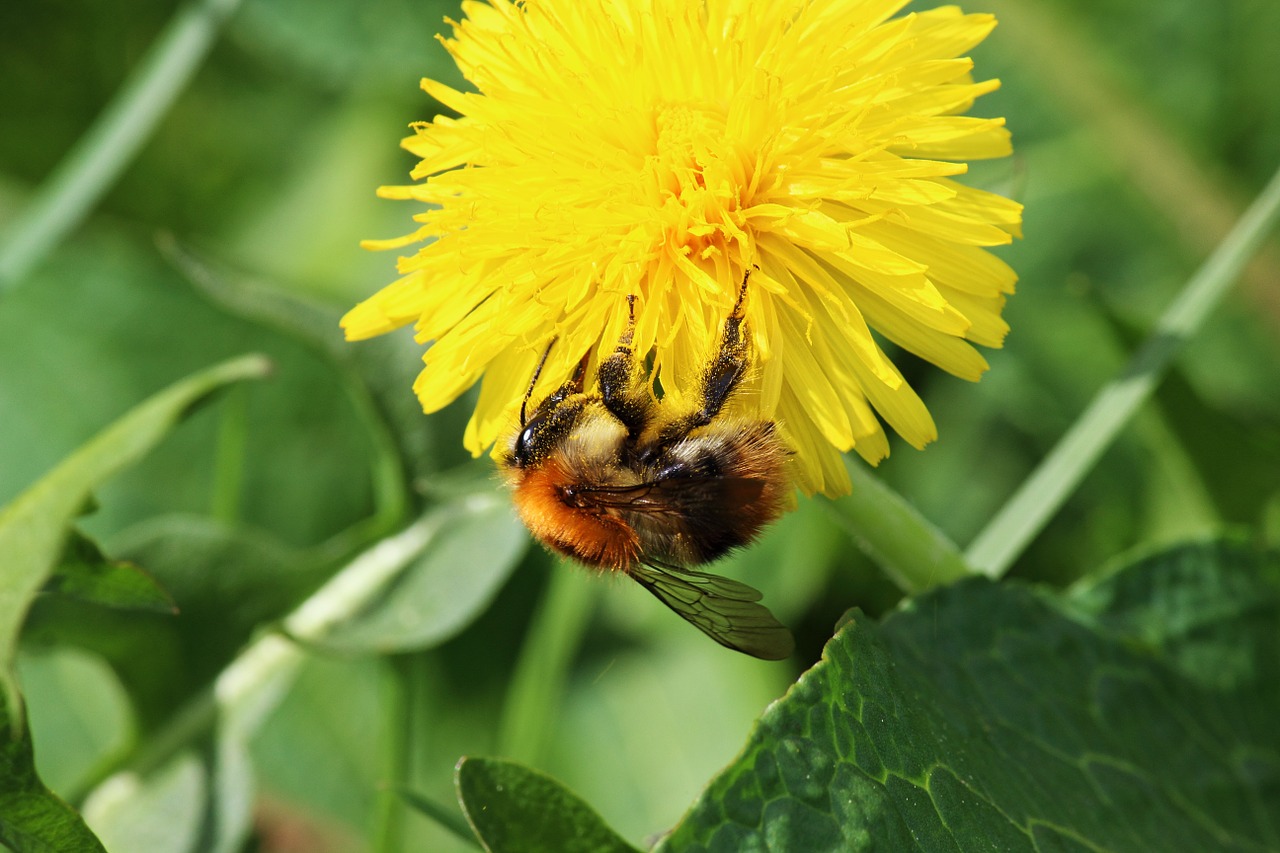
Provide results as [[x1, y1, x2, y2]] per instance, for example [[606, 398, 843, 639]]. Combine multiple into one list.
[[499, 273, 794, 660]]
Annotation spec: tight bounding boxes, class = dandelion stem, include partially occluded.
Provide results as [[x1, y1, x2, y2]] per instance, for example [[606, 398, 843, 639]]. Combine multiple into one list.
[[965, 164, 1280, 578], [0, 0, 244, 290], [822, 456, 972, 593]]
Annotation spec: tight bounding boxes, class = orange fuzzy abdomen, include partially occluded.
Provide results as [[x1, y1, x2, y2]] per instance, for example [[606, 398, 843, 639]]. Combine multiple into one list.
[[509, 460, 640, 571]]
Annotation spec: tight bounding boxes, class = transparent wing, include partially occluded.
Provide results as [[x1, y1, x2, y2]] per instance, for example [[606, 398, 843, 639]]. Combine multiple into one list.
[[628, 560, 794, 660]]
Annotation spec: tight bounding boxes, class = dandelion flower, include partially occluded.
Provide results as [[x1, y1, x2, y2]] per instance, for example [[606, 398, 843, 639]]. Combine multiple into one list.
[[342, 0, 1022, 496]]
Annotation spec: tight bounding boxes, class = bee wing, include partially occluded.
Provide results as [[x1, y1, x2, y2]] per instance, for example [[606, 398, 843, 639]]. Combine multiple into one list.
[[628, 559, 794, 660], [574, 477, 765, 516]]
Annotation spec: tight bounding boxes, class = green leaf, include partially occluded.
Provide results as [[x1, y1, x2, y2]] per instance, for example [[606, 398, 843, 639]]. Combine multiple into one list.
[[0, 354, 270, 721], [319, 494, 528, 653], [21, 515, 310, 734], [0, 692, 107, 852], [81, 753, 205, 853], [455, 757, 640, 853], [44, 530, 177, 614], [18, 648, 134, 799], [660, 538, 1280, 852]]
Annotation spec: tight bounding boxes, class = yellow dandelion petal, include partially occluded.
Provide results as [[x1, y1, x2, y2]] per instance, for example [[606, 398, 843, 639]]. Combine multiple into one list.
[[938, 288, 1011, 347], [343, 0, 1022, 497]]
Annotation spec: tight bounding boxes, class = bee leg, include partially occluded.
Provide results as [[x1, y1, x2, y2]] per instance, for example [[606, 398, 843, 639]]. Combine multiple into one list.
[[544, 354, 590, 411], [656, 270, 753, 445], [698, 270, 753, 421], [597, 294, 651, 436]]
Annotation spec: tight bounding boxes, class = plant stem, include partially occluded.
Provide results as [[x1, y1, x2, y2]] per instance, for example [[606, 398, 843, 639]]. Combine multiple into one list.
[[0, 0, 244, 290], [211, 384, 249, 524], [497, 566, 597, 766], [373, 655, 414, 853], [822, 455, 972, 592], [965, 164, 1280, 578]]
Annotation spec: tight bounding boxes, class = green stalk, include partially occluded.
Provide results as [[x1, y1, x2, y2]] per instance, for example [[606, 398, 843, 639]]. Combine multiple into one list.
[[497, 566, 597, 766], [0, 0, 244, 290], [373, 655, 414, 853], [210, 384, 249, 524], [822, 455, 972, 592], [965, 165, 1280, 578]]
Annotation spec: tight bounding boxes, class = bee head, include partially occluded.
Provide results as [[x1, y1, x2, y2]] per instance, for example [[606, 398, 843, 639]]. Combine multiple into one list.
[[510, 396, 586, 468]]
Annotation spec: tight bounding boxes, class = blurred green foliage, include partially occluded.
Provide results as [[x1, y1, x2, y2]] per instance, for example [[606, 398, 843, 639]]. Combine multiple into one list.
[[1, 0, 1278, 850]]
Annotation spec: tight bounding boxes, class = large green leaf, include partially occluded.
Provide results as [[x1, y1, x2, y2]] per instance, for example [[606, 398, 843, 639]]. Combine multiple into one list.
[[659, 538, 1280, 851], [0, 693, 107, 852], [319, 493, 528, 653], [44, 530, 176, 614], [98, 515, 314, 715], [20, 511, 309, 737], [80, 752, 206, 853], [18, 648, 133, 799], [0, 354, 270, 720], [456, 757, 640, 853]]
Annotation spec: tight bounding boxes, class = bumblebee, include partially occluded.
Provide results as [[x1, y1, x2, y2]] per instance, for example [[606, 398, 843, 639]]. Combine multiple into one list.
[[499, 275, 794, 659]]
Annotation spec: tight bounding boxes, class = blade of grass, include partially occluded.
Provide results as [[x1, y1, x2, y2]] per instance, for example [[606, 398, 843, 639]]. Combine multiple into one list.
[[397, 789, 481, 850], [0, 0, 244, 290], [966, 165, 1280, 578]]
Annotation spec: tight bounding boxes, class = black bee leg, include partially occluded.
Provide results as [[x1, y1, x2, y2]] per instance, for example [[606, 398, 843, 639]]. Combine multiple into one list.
[[698, 268, 753, 421], [655, 269, 753, 446], [547, 353, 589, 409], [597, 294, 651, 436]]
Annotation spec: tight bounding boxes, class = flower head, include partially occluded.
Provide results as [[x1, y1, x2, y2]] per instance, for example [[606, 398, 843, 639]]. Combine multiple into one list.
[[342, 0, 1022, 496]]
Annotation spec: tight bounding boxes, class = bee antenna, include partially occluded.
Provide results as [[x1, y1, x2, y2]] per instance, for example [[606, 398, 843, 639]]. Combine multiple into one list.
[[521, 337, 557, 426]]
